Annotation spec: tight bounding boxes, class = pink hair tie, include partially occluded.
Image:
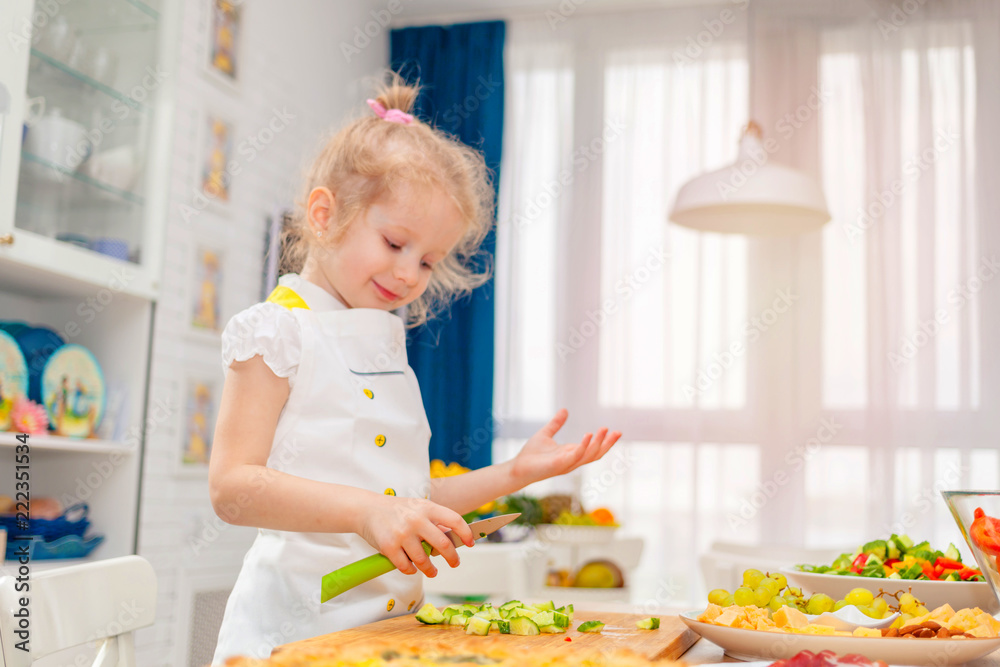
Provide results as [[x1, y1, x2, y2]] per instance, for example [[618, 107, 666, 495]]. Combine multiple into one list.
[[367, 98, 414, 125]]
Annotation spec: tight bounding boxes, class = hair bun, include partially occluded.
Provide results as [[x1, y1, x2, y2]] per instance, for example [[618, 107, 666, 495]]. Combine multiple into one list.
[[372, 71, 419, 115]]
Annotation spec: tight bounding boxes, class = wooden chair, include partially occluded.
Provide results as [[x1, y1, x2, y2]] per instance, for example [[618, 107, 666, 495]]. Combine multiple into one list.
[[0, 555, 156, 667]]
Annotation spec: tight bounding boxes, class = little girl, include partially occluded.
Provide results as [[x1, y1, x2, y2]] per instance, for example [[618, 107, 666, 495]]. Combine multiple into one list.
[[208, 76, 621, 664]]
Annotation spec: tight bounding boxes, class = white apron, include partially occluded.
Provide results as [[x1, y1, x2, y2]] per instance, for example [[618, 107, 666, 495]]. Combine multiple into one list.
[[213, 278, 432, 664]]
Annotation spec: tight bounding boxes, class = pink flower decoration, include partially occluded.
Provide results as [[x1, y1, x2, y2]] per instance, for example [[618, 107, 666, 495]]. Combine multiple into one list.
[[10, 397, 49, 434]]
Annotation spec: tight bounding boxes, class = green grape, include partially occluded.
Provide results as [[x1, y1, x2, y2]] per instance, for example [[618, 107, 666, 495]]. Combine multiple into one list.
[[787, 586, 802, 597], [783, 594, 799, 606], [733, 587, 756, 606], [870, 598, 889, 617], [832, 599, 848, 611], [768, 596, 786, 612], [708, 589, 731, 606], [753, 586, 773, 607], [844, 587, 875, 606], [759, 578, 781, 598], [743, 569, 765, 589], [914, 605, 929, 616], [767, 572, 787, 589], [720, 595, 735, 607], [856, 605, 878, 618], [806, 593, 835, 615], [898, 593, 917, 609]]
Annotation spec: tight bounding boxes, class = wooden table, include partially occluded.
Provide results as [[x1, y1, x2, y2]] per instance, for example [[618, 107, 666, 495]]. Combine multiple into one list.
[[276, 603, 1000, 665]]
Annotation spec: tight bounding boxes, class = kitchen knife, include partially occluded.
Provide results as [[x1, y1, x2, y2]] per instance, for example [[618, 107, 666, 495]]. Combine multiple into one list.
[[320, 513, 520, 603]]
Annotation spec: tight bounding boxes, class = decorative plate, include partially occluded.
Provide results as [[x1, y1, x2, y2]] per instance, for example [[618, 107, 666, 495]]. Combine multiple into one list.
[[14, 325, 64, 403], [41, 344, 105, 438], [0, 330, 29, 430], [679, 609, 1000, 665]]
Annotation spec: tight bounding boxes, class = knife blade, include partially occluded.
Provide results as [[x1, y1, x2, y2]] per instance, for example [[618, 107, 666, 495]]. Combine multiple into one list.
[[320, 513, 520, 603]]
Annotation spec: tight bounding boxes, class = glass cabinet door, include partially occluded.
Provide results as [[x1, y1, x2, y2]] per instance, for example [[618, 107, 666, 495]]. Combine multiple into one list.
[[16, 0, 163, 265]]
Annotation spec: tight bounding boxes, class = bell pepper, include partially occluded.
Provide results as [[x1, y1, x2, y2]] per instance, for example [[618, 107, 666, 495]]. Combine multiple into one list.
[[921, 560, 938, 580], [850, 553, 869, 574], [935, 556, 964, 570], [933, 563, 945, 577], [959, 567, 982, 580], [884, 558, 900, 567], [970, 507, 1000, 556]]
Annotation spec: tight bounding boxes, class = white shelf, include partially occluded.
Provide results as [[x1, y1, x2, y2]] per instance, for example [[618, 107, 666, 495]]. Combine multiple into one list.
[[0, 432, 135, 455], [0, 556, 93, 574]]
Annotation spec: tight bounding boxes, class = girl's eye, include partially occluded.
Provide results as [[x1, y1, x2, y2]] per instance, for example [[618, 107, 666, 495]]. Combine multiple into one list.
[[421, 261, 433, 270], [383, 237, 401, 250]]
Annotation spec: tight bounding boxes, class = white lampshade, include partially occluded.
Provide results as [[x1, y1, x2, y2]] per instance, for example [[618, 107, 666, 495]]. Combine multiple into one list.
[[669, 122, 830, 235]]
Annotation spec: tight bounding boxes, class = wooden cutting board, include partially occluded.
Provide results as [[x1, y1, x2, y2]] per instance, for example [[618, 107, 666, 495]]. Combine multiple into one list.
[[280, 611, 697, 662]]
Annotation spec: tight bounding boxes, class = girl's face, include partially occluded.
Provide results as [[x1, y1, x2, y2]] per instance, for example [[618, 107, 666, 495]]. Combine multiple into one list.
[[309, 185, 465, 311]]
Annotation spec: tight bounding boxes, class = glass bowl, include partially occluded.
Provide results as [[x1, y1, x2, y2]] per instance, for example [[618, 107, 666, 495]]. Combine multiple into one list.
[[941, 490, 1000, 610]]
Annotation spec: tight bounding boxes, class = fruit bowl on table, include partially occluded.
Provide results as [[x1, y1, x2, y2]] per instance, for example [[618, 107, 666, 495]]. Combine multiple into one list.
[[534, 523, 618, 544], [780, 567, 998, 614]]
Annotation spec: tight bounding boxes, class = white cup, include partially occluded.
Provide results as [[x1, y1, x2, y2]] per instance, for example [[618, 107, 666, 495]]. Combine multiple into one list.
[[24, 109, 92, 175], [82, 145, 137, 191]]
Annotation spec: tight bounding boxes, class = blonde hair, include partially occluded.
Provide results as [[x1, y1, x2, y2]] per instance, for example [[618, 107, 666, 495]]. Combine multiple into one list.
[[284, 72, 494, 327]]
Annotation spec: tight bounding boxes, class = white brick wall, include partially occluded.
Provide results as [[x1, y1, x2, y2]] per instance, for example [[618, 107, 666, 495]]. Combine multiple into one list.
[[136, 2, 389, 663]]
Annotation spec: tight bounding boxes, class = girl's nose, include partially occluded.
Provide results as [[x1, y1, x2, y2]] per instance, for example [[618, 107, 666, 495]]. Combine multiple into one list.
[[394, 259, 420, 286]]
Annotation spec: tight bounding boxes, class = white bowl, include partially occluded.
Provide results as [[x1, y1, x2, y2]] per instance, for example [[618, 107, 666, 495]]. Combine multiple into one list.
[[534, 524, 619, 544], [781, 567, 999, 614]]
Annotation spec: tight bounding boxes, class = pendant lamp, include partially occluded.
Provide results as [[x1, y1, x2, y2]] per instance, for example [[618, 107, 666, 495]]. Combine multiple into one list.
[[669, 121, 830, 235]]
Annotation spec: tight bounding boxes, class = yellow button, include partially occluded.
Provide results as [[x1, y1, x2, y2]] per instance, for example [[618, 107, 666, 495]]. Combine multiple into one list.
[[375, 434, 386, 447], [407, 600, 416, 611], [363, 388, 374, 399], [384, 488, 396, 496], [387, 599, 395, 611]]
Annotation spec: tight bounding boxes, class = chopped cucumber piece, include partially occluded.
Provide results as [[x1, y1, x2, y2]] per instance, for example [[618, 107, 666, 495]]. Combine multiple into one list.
[[636, 617, 660, 630], [535, 600, 556, 611], [509, 607, 536, 619], [500, 600, 524, 611], [531, 611, 555, 627], [509, 617, 541, 636], [442, 608, 460, 619], [577, 620, 605, 633], [495, 619, 511, 634], [551, 611, 570, 629], [448, 614, 470, 627], [539, 624, 565, 633], [465, 615, 492, 636], [415, 603, 445, 625]]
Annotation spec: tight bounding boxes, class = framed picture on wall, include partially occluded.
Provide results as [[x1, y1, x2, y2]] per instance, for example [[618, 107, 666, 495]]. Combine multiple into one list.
[[189, 244, 224, 336], [197, 111, 235, 211], [202, 0, 242, 92], [178, 372, 220, 474]]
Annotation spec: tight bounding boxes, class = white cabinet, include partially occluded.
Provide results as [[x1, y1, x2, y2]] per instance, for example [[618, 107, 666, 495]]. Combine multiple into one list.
[[0, 0, 179, 570]]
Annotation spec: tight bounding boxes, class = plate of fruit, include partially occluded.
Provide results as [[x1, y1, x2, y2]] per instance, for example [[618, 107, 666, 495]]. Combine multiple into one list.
[[682, 569, 1000, 665], [783, 533, 997, 614], [535, 508, 619, 544]]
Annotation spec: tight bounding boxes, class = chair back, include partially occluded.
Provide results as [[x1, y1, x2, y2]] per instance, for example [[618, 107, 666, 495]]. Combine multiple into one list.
[[0, 555, 157, 667]]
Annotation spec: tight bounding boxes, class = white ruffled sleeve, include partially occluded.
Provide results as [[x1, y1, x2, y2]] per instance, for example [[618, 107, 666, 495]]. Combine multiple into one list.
[[221, 302, 302, 379]]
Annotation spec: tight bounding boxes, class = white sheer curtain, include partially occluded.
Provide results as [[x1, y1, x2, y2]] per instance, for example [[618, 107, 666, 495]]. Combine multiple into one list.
[[494, 0, 1000, 605]]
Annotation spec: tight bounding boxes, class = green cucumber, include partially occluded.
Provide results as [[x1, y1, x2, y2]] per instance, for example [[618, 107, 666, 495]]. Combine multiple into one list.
[[535, 600, 556, 611], [495, 619, 511, 634], [509, 607, 536, 619], [448, 613, 470, 626], [551, 611, 570, 629], [577, 620, 605, 633], [509, 617, 541, 636], [500, 600, 524, 611], [531, 611, 555, 627], [465, 615, 492, 636], [636, 617, 660, 630], [442, 608, 460, 619], [539, 624, 565, 633], [415, 603, 445, 625]]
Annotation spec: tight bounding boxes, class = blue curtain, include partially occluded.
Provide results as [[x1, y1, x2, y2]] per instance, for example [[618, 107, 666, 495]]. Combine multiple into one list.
[[391, 21, 504, 470]]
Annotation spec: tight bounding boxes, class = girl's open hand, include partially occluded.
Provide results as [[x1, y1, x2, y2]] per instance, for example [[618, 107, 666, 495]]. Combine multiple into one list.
[[510, 409, 621, 486], [357, 495, 475, 578]]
